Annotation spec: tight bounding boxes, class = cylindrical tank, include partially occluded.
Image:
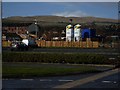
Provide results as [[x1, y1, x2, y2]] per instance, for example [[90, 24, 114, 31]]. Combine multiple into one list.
[[66, 24, 73, 42], [74, 24, 81, 41]]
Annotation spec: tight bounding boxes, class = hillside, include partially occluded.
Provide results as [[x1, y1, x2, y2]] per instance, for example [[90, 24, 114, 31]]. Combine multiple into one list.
[[2, 16, 119, 36], [3, 16, 118, 24]]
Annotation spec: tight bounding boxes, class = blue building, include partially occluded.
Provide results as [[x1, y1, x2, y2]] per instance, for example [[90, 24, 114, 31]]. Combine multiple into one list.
[[81, 29, 96, 38]]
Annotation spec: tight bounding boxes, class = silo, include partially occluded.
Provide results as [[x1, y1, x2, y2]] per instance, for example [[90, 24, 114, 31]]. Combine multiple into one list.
[[74, 24, 81, 41], [66, 24, 73, 42]]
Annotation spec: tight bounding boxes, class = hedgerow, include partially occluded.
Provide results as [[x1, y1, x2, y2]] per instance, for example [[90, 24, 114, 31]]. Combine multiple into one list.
[[2, 52, 115, 64]]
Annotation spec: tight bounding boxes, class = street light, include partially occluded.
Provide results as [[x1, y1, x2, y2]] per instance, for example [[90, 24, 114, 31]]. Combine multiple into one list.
[[34, 19, 38, 40]]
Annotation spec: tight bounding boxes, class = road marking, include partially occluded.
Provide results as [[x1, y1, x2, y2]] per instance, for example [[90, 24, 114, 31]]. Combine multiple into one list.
[[40, 79, 52, 81], [3, 79, 14, 80], [2, 79, 9, 80], [102, 81, 117, 84], [113, 81, 117, 84], [53, 68, 119, 88], [58, 80, 74, 82], [21, 79, 33, 81], [102, 81, 111, 83], [109, 58, 115, 60]]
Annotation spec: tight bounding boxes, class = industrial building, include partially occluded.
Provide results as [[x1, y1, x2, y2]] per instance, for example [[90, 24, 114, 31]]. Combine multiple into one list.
[[65, 24, 96, 42]]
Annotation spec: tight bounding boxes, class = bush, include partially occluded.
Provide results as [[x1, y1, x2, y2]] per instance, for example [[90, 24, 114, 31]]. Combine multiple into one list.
[[2, 52, 114, 64]]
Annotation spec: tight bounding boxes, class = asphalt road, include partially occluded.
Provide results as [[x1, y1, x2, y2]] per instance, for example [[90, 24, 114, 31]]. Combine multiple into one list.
[[2, 69, 119, 90], [3, 48, 119, 58], [3, 47, 119, 53], [2, 73, 97, 90], [53, 68, 119, 90], [32, 48, 119, 54], [74, 71, 120, 89]]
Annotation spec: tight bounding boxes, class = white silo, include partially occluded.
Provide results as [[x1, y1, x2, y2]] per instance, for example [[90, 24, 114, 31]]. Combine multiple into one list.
[[74, 24, 81, 41], [66, 24, 73, 42]]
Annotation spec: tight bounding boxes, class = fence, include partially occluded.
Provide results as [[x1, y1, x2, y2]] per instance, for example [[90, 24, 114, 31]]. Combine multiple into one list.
[[2, 40, 11, 47], [2, 38, 99, 48], [36, 38, 99, 48]]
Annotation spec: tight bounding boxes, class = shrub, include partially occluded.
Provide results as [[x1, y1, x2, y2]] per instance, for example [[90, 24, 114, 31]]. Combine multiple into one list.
[[2, 52, 114, 65]]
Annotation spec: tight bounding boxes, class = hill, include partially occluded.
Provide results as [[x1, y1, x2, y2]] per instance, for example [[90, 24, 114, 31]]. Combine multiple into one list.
[[2, 16, 119, 36], [3, 15, 118, 24]]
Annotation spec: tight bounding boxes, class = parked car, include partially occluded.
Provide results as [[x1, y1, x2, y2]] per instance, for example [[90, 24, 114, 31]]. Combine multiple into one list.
[[10, 39, 38, 51], [28, 39, 38, 48], [10, 41, 28, 51]]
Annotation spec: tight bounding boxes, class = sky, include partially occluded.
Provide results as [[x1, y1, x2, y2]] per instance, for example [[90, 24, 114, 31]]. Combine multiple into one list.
[[2, 2, 118, 19], [2, 0, 120, 2], [0, 1, 119, 53]]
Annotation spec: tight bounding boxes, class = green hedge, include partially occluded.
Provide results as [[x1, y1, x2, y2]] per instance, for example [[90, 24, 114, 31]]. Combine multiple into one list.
[[2, 52, 115, 64]]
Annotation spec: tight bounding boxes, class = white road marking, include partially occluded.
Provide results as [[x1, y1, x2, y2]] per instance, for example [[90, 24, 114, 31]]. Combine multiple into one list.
[[113, 81, 117, 84], [102, 81, 111, 83], [3, 79, 14, 80], [109, 58, 115, 60], [102, 80, 117, 84], [21, 79, 33, 81], [40, 79, 52, 81], [58, 80, 74, 82], [39, 79, 73, 82], [2, 79, 9, 80]]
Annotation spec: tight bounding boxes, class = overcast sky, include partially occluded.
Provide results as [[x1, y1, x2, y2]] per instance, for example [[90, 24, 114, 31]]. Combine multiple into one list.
[[2, 2, 118, 19]]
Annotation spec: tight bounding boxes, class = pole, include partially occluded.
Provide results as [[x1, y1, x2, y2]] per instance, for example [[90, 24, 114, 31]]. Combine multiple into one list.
[[34, 19, 37, 40]]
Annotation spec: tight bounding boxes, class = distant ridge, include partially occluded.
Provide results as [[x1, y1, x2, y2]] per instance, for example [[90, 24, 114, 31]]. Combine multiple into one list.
[[3, 16, 118, 23]]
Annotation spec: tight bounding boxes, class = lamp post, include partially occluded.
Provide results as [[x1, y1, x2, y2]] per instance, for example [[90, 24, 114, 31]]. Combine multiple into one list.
[[34, 19, 38, 40], [26, 31, 29, 39]]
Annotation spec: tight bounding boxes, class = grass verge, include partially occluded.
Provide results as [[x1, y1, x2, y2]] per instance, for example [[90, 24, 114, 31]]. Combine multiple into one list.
[[3, 63, 101, 78]]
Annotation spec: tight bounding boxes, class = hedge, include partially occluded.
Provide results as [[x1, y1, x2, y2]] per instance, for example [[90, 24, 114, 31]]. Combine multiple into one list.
[[2, 52, 116, 64]]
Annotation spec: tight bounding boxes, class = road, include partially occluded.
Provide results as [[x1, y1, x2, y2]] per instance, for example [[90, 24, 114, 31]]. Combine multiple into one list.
[[2, 73, 97, 90], [54, 68, 120, 89], [2, 68, 119, 90], [74, 71, 120, 89], [3, 47, 119, 53], [3, 48, 119, 57], [33, 48, 118, 54]]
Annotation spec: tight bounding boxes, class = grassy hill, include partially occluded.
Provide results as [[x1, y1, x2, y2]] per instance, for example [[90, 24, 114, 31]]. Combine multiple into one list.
[[3, 15, 118, 24], [2, 16, 119, 36]]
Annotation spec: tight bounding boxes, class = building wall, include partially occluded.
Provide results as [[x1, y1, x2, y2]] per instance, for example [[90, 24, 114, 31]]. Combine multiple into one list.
[[3, 26, 27, 34]]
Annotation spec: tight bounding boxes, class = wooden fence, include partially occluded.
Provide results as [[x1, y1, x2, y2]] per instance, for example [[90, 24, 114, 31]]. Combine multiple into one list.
[[36, 40, 99, 48], [2, 40, 11, 47], [2, 38, 99, 48]]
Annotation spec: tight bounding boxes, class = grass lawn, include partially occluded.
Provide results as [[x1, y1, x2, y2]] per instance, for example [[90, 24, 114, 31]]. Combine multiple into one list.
[[3, 62, 101, 78]]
